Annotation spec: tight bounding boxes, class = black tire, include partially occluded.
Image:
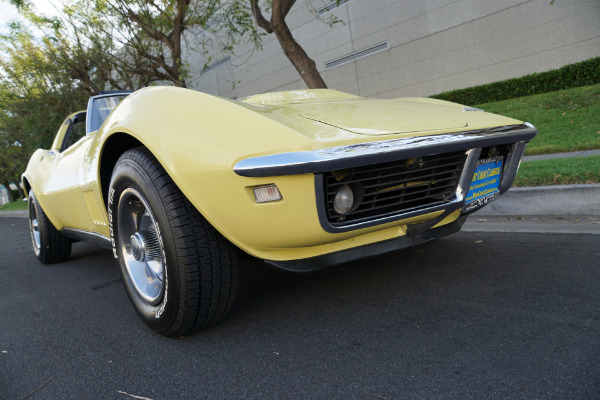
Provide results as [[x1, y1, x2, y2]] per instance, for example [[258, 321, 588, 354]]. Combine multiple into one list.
[[28, 191, 72, 264], [108, 147, 238, 336]]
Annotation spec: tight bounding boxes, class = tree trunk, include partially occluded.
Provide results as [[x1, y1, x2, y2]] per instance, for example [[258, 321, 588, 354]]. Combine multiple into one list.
[[272, 21, 327, 89], [173, 76, 186, 88], [15, 182, 25, 200]]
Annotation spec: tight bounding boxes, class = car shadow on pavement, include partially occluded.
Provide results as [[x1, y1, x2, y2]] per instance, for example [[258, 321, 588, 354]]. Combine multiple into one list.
[[227, 239, 450, 327]]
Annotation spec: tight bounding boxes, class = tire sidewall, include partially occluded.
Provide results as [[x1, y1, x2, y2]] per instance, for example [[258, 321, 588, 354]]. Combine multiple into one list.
[[27, 191, 71, 264], [108, 157, 181, 333], [28, 191, 42, 258]]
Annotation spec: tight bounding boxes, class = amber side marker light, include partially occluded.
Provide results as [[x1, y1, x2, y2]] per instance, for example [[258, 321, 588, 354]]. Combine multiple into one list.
[[253, 184, 282, 203]]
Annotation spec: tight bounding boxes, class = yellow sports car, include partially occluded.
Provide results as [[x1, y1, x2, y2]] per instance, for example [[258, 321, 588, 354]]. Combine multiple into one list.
[[22, 87, 536, 336]]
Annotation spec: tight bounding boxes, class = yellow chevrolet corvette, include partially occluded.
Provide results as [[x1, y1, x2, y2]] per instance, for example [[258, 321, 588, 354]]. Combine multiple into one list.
[[22, 87, 536, 336]]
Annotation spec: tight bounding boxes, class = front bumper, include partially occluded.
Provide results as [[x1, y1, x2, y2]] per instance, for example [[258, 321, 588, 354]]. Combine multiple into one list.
[[226, 123, 536, 265], [265, 215, 468, 272], [234, 123, 536, 178]]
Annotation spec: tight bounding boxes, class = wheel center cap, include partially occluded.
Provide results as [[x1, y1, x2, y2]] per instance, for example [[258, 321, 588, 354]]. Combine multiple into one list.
[[130, 232, 146, 261]]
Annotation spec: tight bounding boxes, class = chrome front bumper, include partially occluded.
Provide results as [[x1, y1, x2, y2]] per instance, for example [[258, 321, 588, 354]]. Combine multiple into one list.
[[233, 123, 537, 178]]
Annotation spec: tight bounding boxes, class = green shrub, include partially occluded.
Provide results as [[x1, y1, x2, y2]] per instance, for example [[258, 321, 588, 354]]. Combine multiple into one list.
[[431, 57, 600, 105]]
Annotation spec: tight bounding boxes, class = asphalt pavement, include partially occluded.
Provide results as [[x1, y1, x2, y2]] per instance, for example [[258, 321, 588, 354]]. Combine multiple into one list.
[[1, 216, 599, 399]]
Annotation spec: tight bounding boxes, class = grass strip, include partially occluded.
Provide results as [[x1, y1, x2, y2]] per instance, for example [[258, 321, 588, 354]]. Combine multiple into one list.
[[513, 155, 600, 187], [0, 200, 28, 211], [475, 84, 600, 155]]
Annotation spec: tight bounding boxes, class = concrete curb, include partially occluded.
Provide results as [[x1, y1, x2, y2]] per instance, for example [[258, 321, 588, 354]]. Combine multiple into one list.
[[0, 210, 28, 218], [522, 149, 600, 162], [473, 184, 600, 217], [463, 215, 600, 235]]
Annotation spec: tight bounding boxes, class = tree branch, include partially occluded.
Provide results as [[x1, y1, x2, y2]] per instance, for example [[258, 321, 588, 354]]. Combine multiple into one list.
[[127, 13, 174, 53], [250, 0, 273, 33], [280, 0, 296, 19]]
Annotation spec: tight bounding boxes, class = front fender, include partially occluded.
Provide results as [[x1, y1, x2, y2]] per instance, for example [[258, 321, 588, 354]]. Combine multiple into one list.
[[97, 87, 327, 256]]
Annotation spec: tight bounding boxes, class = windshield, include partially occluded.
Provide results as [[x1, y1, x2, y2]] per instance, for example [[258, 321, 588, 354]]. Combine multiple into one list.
[[87, 94, 128, 133]]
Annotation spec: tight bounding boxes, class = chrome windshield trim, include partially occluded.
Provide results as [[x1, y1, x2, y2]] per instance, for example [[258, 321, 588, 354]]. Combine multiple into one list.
[[233, 123, 537, 177]]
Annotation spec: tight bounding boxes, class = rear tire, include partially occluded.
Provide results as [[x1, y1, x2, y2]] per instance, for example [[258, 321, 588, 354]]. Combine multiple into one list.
[[28, 191, 72, 264], [108, 147, 238, 336]]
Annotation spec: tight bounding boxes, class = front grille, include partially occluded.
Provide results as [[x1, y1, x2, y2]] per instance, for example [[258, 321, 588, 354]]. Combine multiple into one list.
[[323, 151, 467, 226]]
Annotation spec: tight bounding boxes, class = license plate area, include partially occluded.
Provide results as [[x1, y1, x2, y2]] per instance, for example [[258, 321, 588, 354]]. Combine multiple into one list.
[[463, 156, 503, 213]]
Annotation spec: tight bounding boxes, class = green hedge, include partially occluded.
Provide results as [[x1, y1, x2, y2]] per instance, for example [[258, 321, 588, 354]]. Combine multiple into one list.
[[431, 57, 600, 105]]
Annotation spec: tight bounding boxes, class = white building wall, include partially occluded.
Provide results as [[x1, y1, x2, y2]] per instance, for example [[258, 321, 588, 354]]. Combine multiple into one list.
[[0, 185, 10, 205], [187, 0, 600, 99]]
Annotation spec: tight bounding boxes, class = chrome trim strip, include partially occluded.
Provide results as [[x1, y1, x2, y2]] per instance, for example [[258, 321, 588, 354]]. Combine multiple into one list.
[[456, 148, 483, 203], [500, 141, 527, 194], [234, 123, 537, 177], [61, 228, 112, 250]]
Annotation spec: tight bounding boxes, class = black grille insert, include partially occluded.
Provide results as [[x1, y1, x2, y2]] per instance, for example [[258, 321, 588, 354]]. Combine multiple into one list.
[[323, 151, 467, 226]]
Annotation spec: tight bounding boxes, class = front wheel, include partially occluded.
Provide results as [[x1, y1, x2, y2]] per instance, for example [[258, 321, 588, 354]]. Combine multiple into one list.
[[108, 147, 238, 336]]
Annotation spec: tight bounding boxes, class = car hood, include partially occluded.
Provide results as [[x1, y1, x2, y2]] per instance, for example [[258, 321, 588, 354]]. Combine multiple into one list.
[[239, 89, 522, 142], [297, 105, 467, 135]]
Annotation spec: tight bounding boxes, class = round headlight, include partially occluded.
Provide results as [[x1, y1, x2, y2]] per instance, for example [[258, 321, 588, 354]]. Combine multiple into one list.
[[334, 184, 354, 214]]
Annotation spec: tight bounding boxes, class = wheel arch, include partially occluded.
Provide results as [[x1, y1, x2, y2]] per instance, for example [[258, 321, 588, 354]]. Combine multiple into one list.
[[22, 176, 31, 197], [98, 132, 144, 208]]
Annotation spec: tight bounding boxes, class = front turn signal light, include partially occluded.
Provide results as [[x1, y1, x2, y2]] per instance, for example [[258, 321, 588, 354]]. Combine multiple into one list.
[[253, 184, 282, 203]]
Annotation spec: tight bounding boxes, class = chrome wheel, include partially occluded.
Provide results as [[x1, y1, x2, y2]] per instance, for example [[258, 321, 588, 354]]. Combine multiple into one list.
[[117, 188, 165, 305], [29, 201, 41, 255]]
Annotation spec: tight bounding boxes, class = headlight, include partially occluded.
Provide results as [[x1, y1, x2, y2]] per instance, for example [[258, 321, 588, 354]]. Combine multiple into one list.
[[333, 183, 364, 215], [334, 184, 354, 214]]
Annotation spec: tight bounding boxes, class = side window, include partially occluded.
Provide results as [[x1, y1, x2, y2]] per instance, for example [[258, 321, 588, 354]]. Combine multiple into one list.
[[88, 95, 127, 132], [61, 112, 87, 151]]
